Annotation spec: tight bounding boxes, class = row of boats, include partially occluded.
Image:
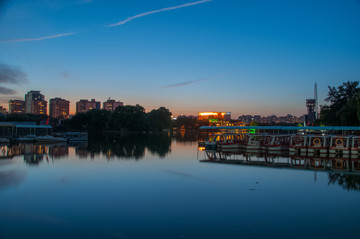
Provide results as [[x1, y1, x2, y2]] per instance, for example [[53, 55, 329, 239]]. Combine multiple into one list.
[[203, 133, 360, 157], [0, 132, 88, 144]]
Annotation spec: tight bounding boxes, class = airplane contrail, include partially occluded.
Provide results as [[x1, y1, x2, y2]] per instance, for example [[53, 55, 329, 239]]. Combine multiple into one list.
[[0, 32, 77, 43], [108, 0, 212, 27]]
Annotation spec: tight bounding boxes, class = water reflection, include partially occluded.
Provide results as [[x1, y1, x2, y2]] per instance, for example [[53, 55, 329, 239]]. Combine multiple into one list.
[[88, 132, 171, 159], [202, 149, 360, 191], [328, 173, 360, 191], [0, 132, 173, 164], [172, 130, 199, 144]]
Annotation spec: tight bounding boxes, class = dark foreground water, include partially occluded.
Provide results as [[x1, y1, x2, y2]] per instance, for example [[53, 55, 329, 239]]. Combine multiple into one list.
[[0, 132, 360, 239]]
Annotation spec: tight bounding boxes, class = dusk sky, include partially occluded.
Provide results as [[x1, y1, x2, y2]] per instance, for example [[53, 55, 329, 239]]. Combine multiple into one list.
[[0, 0, 359, 117]]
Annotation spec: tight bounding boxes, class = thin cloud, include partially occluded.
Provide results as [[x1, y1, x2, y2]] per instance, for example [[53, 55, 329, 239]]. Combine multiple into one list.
[[108, 0, 212, 27], [0, 63, 28, 84], [0, 63, 28, 95], [0, 32, 77, 43], [0, 86, 16, 95], [162, 77, 211, 88]]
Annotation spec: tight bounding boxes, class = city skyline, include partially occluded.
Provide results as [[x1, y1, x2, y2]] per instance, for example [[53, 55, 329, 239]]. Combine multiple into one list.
[[5, 89, 310, 120], [0, 0, 359, 117]]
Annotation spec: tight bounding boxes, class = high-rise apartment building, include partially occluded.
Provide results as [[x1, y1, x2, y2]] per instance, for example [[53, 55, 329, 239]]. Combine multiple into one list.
[[103, 98, 123, 111], [31, 100, 47, 115], [25, 90, 47, 115], [9, 100, 25, 114], [76, 99, 100, 114], [49, 98, 70, 119]]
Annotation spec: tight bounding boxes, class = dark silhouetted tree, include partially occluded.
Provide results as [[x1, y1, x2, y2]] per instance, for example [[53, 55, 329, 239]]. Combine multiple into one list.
[[148, 107, 172, 131]]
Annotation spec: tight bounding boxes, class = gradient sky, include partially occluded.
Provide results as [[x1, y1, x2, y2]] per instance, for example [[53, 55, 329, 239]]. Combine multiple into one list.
[[0, 0, 359, 117]]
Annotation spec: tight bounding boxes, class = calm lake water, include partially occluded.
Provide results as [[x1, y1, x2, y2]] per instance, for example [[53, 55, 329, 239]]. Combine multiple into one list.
[[0, 132, 360, 239]]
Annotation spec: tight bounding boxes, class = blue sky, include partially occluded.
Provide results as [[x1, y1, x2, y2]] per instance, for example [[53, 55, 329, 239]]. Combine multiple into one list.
[[0, 0, 359, 117]]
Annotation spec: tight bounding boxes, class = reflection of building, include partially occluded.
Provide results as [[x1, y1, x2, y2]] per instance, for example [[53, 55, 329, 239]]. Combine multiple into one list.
[[76, 99, 100, 114], [25, 91, 47, 115], [49, 145, 69, 158], [49, 98, 70, 119], [9, 100, 25, 114], [103, 98, 123, 111]]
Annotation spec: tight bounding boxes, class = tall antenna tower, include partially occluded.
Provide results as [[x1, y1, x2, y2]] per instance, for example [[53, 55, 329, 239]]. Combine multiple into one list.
[[314, 83, 318, 119]]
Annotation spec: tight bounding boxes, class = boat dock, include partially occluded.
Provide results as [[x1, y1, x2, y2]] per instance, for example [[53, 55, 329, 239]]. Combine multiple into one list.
[[200, 126, 360, 158]]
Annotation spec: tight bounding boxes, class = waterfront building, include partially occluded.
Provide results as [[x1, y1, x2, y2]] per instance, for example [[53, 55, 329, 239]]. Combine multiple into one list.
[[25, 90, 47, 115], [0, 122, 52, 138], [49, 98, 70, 119], [9, 100, 25, 114], [103, 98, 123, 111], [76, 99, 100, 114], [198, 112, 228, 121]]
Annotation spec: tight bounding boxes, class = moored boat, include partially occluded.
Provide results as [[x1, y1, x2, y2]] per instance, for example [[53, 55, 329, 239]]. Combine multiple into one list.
[[351, 136, 360, 158], [216, 133, 245, 150], [0, 137, 10, 143], [329, 135, 352, 157], [244, 134, 264, 152], [262, 135, 290, 152], [289, 135, 308, 155], [205, 133, 245, 150], [60, 132, 88, 141], [35, 135, 67, 143], [18, 134, 36, 142], [307, 135, 330, 155]]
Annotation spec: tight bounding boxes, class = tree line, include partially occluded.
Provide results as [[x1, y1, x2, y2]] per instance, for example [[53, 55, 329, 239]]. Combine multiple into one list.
[[0, 105, 172, 132], [67, 105, 172, 131], [319, 81, 360, 126]]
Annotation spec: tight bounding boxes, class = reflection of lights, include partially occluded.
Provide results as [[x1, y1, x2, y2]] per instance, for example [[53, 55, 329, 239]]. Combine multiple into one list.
[[198, 147, 206, 151]]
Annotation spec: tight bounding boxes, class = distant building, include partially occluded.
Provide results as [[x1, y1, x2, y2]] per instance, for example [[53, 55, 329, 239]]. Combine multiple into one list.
[[254, 115, 261, 122], [103, 98, 123, 111], [25, 90, 47, 115], [49, 98, 70, 119], [306, 99, 316, 125], [224, 112, 232, 121], [9, 100, 26, 114], [76, 99, 100, 114], [238, 115, 253, 124], [0, 106, 6, 115]]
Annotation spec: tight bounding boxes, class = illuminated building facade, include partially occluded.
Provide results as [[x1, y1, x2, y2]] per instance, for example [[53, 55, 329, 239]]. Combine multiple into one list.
[[50, 98, 70, 119], [103, 98, 123, 111], [25, 90, 46, 114], [31, 100, 47, 115], [9, 100, 25, 114], [198, 112, 230, 121], [76, 99, 100, 114]]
